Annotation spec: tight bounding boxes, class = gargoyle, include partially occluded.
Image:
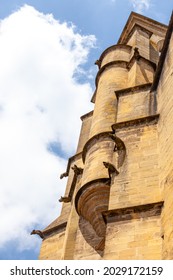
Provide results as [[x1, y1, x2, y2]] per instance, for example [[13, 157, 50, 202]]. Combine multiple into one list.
[[30, 229, 44, 239], [134, 47, 140, 60], [109, 130, 126, 168], [95, 59, 101, 68], [71, 165, 83, 175], [103, 161, 119, 178], [59, 196, 71, 203], [60, 171, 68, 179]]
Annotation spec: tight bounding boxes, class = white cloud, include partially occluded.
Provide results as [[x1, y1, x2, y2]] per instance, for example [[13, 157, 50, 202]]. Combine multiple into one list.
[[130, 0, 151, 13], [0, 5, 95, 252]]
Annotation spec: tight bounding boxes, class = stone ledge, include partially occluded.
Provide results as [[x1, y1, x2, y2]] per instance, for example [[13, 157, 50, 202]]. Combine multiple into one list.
[[115, 83, 152, 98], [112, 114, 159, 131], [127, 55, 156, 71], [103, 201, 164, 224]]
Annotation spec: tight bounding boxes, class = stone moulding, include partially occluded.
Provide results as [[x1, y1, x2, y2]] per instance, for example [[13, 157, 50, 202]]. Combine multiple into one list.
[[93, 54, 156, 103], [82, 131, 113, 163], [97, 44, 132, 67], [95, 55, 156, 88], [112, 114, 159, 131], [95, 60, 127, 87], [117, 12, 167, 45], [127, 55, 156, 71], [102, 201, 164, 224], [122, 23, 153, 45], [82, 131, 126, 167], [115, 83, 152, 99]]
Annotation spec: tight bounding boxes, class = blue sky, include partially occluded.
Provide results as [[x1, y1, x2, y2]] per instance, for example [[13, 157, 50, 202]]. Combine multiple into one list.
[[0, 0, 172, 260]]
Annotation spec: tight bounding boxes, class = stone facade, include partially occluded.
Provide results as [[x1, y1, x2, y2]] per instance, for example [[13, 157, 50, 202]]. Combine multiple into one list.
[[34, 11, 173, 259]]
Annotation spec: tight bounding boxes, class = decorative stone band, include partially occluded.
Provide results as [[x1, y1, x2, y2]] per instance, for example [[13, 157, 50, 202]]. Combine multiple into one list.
[[115, 83, 152, 99], [95, 56, 156, 88], [95, 60, 127, 87], [75, 178, 110, 238], [112, 114, 159, 132], [96, 44, 132, 68], [82, 131, 113, 163], [102, 201, 164, 224], [82, 131, 125, 164]]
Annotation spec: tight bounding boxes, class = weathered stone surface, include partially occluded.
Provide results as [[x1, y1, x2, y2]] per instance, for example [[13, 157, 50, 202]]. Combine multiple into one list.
[[38, 12, 173, 260]]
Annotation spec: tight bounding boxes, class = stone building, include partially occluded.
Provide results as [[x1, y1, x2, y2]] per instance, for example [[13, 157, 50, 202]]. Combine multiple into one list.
[[33, 11, 173, 259]]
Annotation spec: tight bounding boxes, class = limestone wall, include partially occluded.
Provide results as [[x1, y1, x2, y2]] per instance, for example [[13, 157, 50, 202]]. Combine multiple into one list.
[[104, 216, 162, 259], [38, 12, 169, 260], [109, 123, 161, 210], [157, 33, 173, 259], [39, 230, 65, 260]]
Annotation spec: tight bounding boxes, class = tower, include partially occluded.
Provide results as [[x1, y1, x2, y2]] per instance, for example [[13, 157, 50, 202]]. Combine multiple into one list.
[[34, 11, 173, 259]]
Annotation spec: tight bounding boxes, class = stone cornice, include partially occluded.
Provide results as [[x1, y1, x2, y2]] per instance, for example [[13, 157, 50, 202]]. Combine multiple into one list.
[[115, 83, 152, 98], [103, 201, 164, 224], [118, 12, 167, 44], [127, 54, 156, 71], [123, 23, 153, 44], [112, 114, 159, 131], [98, 44, 132, 66]]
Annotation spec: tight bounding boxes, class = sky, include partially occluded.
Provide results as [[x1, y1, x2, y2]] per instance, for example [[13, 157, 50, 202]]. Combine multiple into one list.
[[0, 0, 172, 260]]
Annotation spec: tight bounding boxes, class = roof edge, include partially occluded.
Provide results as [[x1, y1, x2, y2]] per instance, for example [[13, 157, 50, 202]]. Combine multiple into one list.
[[118, 11, 168, 44]]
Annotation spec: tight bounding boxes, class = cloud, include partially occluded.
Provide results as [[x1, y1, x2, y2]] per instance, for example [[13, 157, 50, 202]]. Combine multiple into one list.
[[130, 0, 152, 13], [0, 5, 95, 253]]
